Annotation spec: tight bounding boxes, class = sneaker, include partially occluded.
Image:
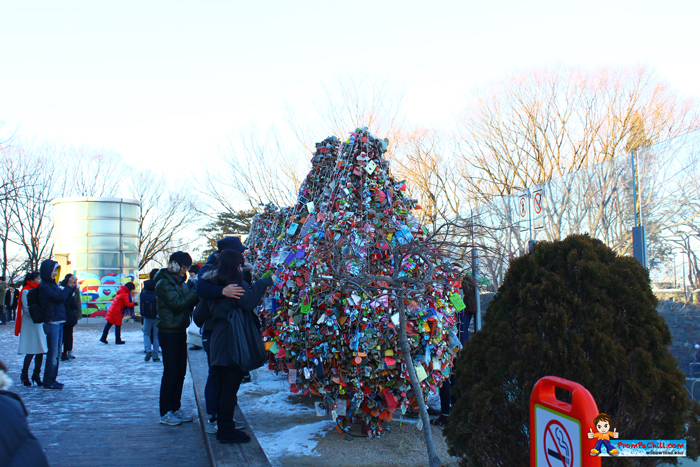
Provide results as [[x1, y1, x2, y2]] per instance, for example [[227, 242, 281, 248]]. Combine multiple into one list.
[[68, 351, 75, 359], [160, 411, 182, 426], [234, 419, 245, 430], [99, 338, 108, 344], [206, 420, 218, 434], [172, 409, 193, 422], [145, 351, 152, 362], [115, 340, 126, 345], [152, 357, 160, 362], [609, 449, 619, 455], [590, 449, 599, 455], [44, 382, 63, 390]]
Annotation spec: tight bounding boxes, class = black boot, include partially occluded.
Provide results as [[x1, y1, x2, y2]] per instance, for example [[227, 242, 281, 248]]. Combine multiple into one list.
[[61, 352, 69, 361], [32, 354, 44, 386], [21, 356, 32, 386]]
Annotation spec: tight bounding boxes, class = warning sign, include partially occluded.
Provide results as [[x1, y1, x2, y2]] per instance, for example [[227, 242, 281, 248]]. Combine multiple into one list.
[[535, 406, 581, 467], [518, 194, 529, 219], [532, 188, 544, 230], [514, 191, 529, 231]]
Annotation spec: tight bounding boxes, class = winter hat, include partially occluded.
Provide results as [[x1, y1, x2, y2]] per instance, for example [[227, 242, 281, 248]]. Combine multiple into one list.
[[169, 251, 193, 267], [217, 237, 247, 253]]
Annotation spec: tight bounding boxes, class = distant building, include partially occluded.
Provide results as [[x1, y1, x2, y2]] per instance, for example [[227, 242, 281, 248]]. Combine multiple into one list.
[[52, 197, 140, 321]]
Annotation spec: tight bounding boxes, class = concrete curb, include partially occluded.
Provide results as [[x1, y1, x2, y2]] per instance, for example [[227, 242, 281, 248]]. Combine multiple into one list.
[[188, 349, 272, 467]]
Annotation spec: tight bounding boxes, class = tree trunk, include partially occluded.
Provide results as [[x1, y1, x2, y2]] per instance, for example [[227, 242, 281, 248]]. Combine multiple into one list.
[[397, 298, 441, 467]]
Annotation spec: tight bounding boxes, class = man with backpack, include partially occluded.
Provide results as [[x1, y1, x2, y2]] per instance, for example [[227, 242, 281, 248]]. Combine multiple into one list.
[[141, 269, 160, 362], [35, 260, 76, 390]]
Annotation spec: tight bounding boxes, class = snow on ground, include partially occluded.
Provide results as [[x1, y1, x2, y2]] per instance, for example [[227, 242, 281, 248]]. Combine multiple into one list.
[[238, 368, 334, 465]]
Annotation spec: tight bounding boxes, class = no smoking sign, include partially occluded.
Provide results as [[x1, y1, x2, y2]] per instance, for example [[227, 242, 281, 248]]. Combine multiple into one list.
[[544, 419, 574, 467]]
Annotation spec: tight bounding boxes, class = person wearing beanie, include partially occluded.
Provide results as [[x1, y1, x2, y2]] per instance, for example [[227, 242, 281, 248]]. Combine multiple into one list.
[[155, 251, 199, 426], [100, 282, 138, 345]]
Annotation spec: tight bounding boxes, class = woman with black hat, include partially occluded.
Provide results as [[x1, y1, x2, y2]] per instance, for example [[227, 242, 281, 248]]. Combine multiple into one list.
[[156, 251, 199, 426]]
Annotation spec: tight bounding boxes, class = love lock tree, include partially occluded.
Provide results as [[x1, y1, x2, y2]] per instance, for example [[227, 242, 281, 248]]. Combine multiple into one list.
[[251, 128, 478, 467]]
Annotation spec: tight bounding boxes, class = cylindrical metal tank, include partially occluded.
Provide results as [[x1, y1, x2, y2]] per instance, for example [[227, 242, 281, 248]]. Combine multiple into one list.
[[52, 197, 140, 322]]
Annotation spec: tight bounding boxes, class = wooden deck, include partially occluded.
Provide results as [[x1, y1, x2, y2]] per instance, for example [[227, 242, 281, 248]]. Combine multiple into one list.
[[188, 346, 272, 467]]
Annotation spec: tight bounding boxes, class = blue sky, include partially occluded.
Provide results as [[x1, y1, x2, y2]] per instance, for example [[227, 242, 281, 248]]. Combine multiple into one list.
[[1, 0, 698, 176]]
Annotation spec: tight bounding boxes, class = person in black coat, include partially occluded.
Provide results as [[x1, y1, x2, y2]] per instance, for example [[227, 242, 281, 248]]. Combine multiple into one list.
[[194, 250, 273, 444], [61, 274, 80, 361], [141, 269, 160, 362], [5, 286, 18, 321], [0, 359, 50, 467], [37, 260, 75, 389]]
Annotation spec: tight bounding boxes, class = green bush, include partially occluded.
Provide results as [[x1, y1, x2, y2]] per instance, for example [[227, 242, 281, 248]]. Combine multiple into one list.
[[445, 234, 700, 466]]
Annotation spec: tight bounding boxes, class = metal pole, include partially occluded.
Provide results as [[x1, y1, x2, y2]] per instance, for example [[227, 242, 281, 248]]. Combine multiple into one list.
[[631, 152, 639, 227], [674, 254, 677, 289], [472, 248, 481, 331], [683, 254, 687, 300]]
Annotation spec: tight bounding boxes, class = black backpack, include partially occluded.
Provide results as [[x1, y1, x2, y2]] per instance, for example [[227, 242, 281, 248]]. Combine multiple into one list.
[[27, 285, 47, 324]]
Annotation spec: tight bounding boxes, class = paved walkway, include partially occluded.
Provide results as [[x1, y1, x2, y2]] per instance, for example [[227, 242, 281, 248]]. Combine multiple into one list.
[[0, 322, 208, 467]]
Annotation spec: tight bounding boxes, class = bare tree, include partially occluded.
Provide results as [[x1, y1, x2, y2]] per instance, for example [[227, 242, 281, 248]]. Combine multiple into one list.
[[287, 73, 405, 153], [205, 126, 305, 211], [5, 143, 60, 271], [454, 66, 700, 289], [128, 170, 201, 270], [62, 145, 127, 197]]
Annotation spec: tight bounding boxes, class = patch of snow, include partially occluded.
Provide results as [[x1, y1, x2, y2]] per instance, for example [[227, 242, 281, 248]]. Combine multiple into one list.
[[258, 420, 335, 465]]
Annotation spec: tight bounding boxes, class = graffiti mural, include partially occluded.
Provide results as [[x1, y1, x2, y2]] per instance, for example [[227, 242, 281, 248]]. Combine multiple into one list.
[[77, 272, 137, 317]]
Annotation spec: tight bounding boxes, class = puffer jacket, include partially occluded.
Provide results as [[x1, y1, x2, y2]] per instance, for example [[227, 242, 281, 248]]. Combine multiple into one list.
[[37, 260, 73, 323], [139, 279, 158, 320], [155, 268, 198, 334], [0, 390, 50, 467], [105, 285, 136, 327]]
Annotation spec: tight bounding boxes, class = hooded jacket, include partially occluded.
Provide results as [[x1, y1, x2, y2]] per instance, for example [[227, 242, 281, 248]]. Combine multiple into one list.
[[37, 260, 73, 323], [155, 269, 198, 333], [139, 279, 158, 320], [105, 285, 136, 327]]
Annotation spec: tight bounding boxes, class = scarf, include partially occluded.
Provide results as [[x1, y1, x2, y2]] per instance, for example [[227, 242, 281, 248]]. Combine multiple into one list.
[[14, 281, 39, 337]]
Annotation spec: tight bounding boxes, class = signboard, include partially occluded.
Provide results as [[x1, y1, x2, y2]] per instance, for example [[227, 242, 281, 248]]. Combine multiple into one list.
[[516, 192, 530, 231], [531, 376, 601, 467], [535, 407, 579, 466], [532, 188, 544, 230]]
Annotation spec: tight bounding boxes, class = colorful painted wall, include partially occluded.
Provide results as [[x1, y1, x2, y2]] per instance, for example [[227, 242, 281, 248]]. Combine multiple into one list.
[[77, 272, 137, 317]]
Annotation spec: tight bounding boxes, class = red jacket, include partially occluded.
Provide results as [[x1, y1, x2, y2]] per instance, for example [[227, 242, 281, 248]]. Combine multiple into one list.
[[105, 286, 136, 326]]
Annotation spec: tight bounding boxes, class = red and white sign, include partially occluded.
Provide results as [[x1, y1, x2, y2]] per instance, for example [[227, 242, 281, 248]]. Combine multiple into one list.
[[532, 188, 544, 230], [531, 376, 601, 467]]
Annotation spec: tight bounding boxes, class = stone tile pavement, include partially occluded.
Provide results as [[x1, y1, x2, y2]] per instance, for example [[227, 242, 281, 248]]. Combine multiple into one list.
[[0, 322, 209, 467]]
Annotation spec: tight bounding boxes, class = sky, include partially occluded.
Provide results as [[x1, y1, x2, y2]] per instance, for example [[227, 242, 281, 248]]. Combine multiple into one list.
[[1, 0, 699, 179]]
